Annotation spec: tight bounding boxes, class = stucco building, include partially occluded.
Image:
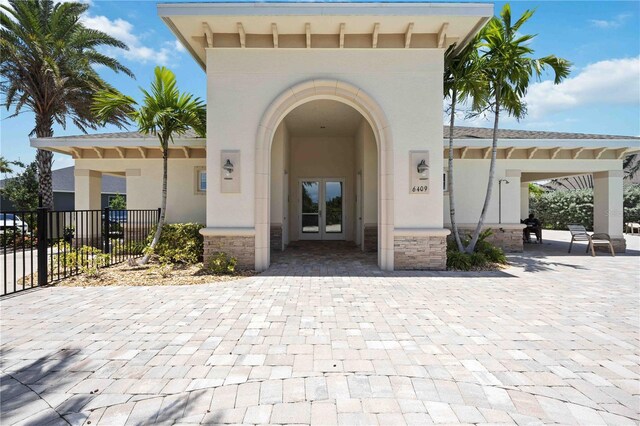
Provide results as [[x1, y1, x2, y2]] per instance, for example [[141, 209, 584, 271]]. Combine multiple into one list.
[[32, 2, 639, 271]]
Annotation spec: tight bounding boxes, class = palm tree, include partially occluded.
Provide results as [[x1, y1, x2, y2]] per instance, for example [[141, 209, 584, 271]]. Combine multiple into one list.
[[0, 156, 24, 174], [443, 36, 488, 252], [0, 0, 134, 209], [465, 4, 571, 253], [92, 66, 206, 265]]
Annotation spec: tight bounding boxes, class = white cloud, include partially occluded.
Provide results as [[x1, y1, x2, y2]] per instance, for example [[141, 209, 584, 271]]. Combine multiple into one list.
[[81, 14, 179, 65], [524, 56, 640, 119], [589, 13, 631, 29], [52, 153, 75, 171]]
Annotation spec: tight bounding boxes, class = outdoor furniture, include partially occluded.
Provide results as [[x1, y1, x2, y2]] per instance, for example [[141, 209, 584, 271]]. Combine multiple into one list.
[[568, 224, 615, 256], [522, 219, 542, 244], [625, 222, 640, 234]]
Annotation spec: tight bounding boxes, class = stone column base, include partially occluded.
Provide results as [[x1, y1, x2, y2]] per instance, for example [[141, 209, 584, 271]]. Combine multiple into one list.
[[201, 231, 255, 270], [394, 231, 448, 270], [595, 237, 626, 253]]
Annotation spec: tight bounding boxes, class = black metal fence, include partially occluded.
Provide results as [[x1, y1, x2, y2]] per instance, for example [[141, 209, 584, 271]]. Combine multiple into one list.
[[1, 208, 159, 296]]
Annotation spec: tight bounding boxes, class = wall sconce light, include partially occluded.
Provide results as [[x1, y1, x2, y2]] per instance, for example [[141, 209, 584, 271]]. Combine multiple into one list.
[[222, 159, 234, 180], [417, 159, 428, 179]]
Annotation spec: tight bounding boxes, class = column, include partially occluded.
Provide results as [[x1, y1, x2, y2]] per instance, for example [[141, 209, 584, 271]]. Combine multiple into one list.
[[74, 169, 102, 247], [520, 183, 529, 219], [593, 170, 625, 252]]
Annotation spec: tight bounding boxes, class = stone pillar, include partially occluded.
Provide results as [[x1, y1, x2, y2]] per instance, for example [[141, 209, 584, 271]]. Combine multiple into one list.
[[393, 229, 449, 270], [520, 183, 529, 219], [593, 170, 625, 252], [201, 228, 256, 270], [74, 169, 102, 247]]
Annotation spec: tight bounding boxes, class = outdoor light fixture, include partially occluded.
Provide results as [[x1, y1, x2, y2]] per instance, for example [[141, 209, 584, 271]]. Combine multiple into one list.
[[416, 159, 428, 179], [223, 159, 234, 179]]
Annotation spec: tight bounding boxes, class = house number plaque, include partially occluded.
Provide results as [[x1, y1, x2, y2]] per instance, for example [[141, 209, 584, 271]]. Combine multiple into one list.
[[409, 150, 429, 194]]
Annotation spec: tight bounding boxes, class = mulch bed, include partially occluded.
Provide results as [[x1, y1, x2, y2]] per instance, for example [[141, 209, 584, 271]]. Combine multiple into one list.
[[55, 261, 256, 287]]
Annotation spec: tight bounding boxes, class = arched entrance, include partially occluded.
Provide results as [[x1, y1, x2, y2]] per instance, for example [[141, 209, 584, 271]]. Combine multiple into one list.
[[255, 80, 394, 271]]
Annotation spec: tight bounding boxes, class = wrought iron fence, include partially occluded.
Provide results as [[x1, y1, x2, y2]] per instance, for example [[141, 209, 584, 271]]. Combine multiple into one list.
[[1, 207, 159, 296]]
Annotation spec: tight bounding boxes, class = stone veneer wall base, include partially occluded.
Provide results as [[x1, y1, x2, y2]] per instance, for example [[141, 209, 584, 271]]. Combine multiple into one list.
[[451, 225, 524, 253], [204, 235, 255, 269], [394, 235, 447, 270]]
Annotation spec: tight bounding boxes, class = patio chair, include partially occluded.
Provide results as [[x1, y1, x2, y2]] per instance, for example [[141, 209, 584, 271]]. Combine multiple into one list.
[[567, 224, 615, 256]]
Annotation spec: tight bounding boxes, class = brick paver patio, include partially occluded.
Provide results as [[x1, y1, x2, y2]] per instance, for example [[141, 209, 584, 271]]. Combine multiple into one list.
[[1, 231, 639, 425]]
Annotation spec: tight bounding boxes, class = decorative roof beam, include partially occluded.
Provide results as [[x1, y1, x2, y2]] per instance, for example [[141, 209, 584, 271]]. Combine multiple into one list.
[[571, 147, 584, 159], [115, 146, 125, 159], [527, 147, 538, 159], [437, 22, 449, 48], [93, 147, 103, 159], [483, 147, 491, 159], [460, 146, 469, 159], [405, 22, 414, 48], [272, 23, 278, 48], [237, 22, 246, 48], [305, 23, 311, 48], [70, 148, 82, 159], [181, 146, 191, 158], [137, 147, 147, 159], [203, 22, 213, 48], [616, 148, 627, 159], [594, 147, 607, 159], [550, 147, 562, 159], [372, 23, 379, 48], [339, 23, 345, 48], [505, 147, 515, 159]]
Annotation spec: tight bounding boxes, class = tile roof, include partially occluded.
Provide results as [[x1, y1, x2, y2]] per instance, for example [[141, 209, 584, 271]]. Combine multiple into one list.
[[40, 127, 639, 141], [447, 126, 640, 140]]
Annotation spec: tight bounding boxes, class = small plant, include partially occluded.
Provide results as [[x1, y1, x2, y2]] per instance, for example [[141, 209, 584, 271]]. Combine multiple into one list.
[[153, 263, 173, 278], [446, 250, 472, 270], [109, 193, 127, 210], [207, 252, 237, 275], [80, 253, 110, 279], [63, 226, 75, 243]]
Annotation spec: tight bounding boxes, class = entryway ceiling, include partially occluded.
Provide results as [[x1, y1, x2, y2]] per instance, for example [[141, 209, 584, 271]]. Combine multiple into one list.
[[284, 100, 364, 137]]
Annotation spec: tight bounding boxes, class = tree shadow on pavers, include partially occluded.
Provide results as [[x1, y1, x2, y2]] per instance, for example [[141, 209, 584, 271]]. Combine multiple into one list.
[[506, 254, 589, 273], [0, 346, 88, 425]]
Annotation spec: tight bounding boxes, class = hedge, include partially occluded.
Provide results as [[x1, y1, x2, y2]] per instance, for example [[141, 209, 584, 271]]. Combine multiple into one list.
[[530, 184, 640, 231]]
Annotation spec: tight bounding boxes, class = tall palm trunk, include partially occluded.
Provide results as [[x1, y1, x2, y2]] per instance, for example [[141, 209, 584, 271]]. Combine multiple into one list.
[[447, 90, 464, 252], [466, 89, 501, 253], [35, 115, 54, 210], [139, 139, 168, 265]]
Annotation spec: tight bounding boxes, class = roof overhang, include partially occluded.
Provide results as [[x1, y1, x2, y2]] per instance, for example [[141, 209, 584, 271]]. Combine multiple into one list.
[[30, 136, 205, 160], [158, 2, 494, 69], [444, 139, 640, 160]]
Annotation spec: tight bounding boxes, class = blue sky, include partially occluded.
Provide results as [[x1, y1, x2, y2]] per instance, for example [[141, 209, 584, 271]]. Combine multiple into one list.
[[1, 0, 639, 172]]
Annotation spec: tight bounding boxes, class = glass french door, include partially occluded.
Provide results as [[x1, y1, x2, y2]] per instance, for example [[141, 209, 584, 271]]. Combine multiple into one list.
[[300, 179, 345, 240]]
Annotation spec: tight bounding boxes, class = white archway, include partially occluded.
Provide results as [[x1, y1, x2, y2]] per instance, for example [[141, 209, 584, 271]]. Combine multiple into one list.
[[254, 79, 394, 271]]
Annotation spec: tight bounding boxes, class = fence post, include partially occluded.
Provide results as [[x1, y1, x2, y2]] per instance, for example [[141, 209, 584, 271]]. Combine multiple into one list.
[[103, 207, 111, 254], [37, 207, 48, 287]]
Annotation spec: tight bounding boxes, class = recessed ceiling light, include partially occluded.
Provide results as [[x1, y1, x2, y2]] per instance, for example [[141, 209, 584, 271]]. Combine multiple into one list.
[[320, 126, 326, 129]]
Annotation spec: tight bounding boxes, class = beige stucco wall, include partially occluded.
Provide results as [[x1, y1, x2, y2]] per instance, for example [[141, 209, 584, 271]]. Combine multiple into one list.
[[205, 48, 445, 237], [445, 158, 623, 227], [74, 158, 206, 224]]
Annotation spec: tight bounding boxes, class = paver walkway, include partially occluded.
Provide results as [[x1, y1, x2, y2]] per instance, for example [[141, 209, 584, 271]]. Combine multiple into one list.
[[1, 232, 639, 425]]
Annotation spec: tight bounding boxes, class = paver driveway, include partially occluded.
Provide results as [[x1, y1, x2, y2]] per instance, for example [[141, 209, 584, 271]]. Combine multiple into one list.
[[1, 233, 639, 425]]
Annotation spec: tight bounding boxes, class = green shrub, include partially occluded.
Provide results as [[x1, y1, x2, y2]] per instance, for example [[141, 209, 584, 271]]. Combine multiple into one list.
[[483, 245, 507, 264], [112, 240, 146, 256], [624, 184, 640, 224], [468, 252, 489, 268], [148, 223, 204, 264], [207, 252, 237, 275], [51, 244, 110, 276], [446, 250, 472, 270]]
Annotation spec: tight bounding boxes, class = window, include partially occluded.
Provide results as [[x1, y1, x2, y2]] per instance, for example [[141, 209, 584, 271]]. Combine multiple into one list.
[[443, 171, 448, 193], [195, 167, 206, 194]]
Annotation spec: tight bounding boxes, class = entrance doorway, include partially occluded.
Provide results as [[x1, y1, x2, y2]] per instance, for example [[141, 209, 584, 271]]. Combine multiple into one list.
[[300, 179, 345, 240]]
